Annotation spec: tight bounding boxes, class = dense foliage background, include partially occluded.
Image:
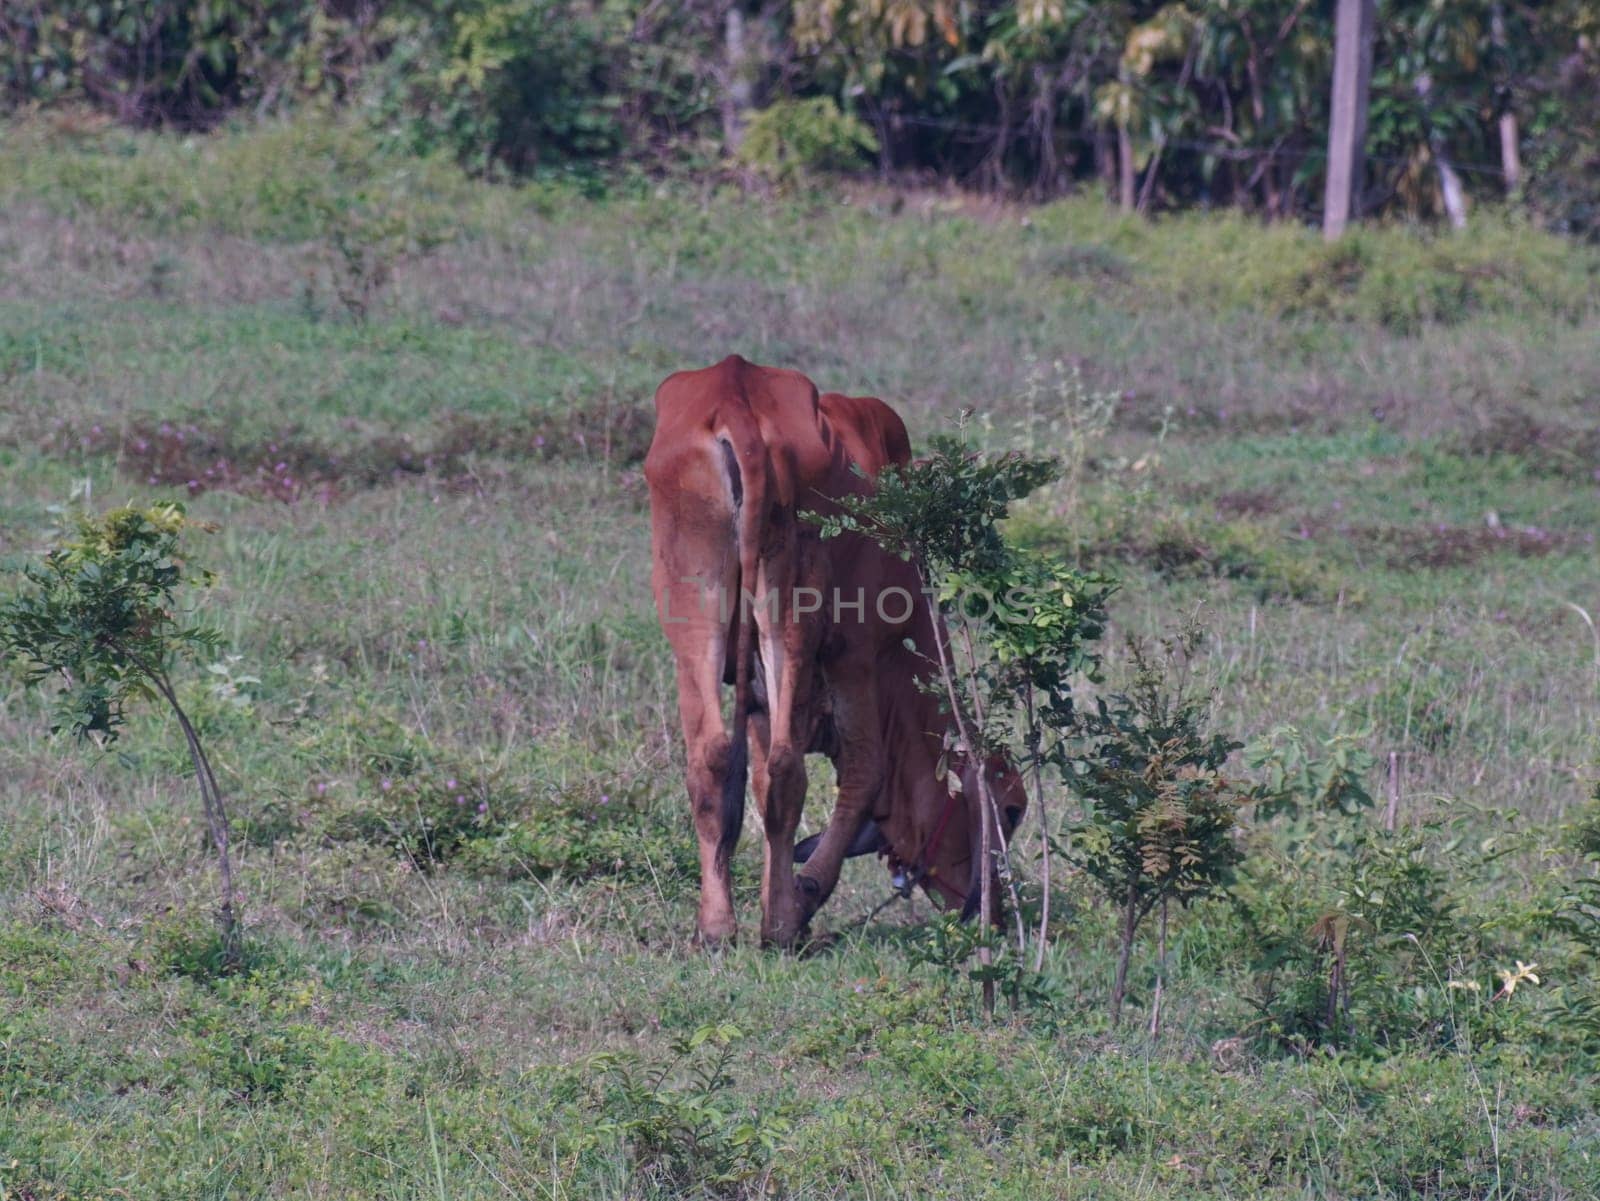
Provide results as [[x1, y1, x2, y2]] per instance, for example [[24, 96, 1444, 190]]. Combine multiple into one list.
[[4, 1, 1599, 232]]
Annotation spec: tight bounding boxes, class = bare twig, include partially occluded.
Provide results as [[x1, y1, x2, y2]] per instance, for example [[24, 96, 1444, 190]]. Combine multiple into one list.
[[124, 647, 240, 965], [1149, 897, 1169, 1037], [1559, 601, 1600, 692], [956, 619, 1027, 956], [920, 591, 995, 1017], [1026, 680, 1050, 974]]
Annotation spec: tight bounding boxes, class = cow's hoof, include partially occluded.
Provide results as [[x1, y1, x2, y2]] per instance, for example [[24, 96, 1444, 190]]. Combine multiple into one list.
[[758, 921, 808, 951], [758, 876, 819, 953], [795, 873, 824, 916], [693, 919, 737, 951], [798, 928, 839, 958]]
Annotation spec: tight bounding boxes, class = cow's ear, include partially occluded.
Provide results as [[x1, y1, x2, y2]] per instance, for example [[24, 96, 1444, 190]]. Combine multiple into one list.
[[845, 819, 886, 858], [793, 823, 883, 863], [958, 876, 983, 922]]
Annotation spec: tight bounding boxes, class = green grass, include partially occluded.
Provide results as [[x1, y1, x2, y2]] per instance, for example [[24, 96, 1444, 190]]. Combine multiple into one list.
[[2, 118, 1599, 1199]]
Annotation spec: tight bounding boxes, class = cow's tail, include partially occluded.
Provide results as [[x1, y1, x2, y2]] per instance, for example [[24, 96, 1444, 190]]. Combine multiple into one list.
[[718, 435, 759, 866]]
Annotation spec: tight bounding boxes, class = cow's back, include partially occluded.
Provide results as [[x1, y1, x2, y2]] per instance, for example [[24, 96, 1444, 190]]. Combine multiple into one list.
[[646, 355, 838, 511]]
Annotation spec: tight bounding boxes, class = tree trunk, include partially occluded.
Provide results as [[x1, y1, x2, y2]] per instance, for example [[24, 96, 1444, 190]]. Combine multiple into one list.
[[1438, 153, 1469, 229], [1323, 0, 1376, 239], [1117, 65, 1136, 213], [1492, 6, 1522, 196], [1095, 126, 1117, 200], [1498, 111, 1522, 197], [1149, 898, 1168, 1037], [722, 6, 754, 154], [864, 94, 893, 178], [1384, 751, 1401, 831], [1111, 881, 1139, 1024], [1415, 74, 1469, 230], [150, 667, 240, 967]]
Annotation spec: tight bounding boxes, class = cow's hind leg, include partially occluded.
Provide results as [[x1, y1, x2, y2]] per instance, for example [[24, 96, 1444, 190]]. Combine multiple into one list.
[[754, 642, 812, 948], [751, 567, 821, 949], [758, 739, 810, 947], [675, 659, 739, 944], [659, 558, 742, 945]]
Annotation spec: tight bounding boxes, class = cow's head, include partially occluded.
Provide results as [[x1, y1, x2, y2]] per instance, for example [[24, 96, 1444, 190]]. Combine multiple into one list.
[[792, 746, 1030, 919], [975, 752, 1029, 843], [914, 750, 1029, 914]]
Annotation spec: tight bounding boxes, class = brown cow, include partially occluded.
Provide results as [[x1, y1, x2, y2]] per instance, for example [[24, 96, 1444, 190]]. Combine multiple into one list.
[[645, 356, 1024, 947], [794, 391, 1029, 921]]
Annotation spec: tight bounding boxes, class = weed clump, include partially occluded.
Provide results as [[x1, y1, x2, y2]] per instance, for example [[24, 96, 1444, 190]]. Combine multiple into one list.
[[26, 402, 653, 501], [1028, 201, 1598, 331], [1357, 521, 1573, 570], [1458, 411, 1600, 483], [283, 708, 695, 889]]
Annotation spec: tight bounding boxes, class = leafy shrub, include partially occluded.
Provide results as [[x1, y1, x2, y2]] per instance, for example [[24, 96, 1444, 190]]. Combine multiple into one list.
[[0, 500, 247, 963], [186, 1018, 329, 1101], [1245, 727, 1374, 836], [1066, 622, 1248, 1023], [311, 188, 451, 322], [1523, 45, 1600, 242], [738, 97, 878, 184], [1230, 806, 1516, 1055], [1230, 728, 1583, 1057], [810, 429, 1110, 1010], [2, 0, 310, 125], [1228, 831, 1446, 1055], [582, 1024, 789, 1190], [1363, 631, 1464, 754], [456, 792, 697, 887], [301, 708, 504, 866], [378, 0, 721, 179], [397, 0, 628, 176], [1539, 776, 1600, 1047]]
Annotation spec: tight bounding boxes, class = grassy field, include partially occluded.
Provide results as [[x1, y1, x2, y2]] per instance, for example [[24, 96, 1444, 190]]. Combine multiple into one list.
[[2, 119, 1599, 1199]]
